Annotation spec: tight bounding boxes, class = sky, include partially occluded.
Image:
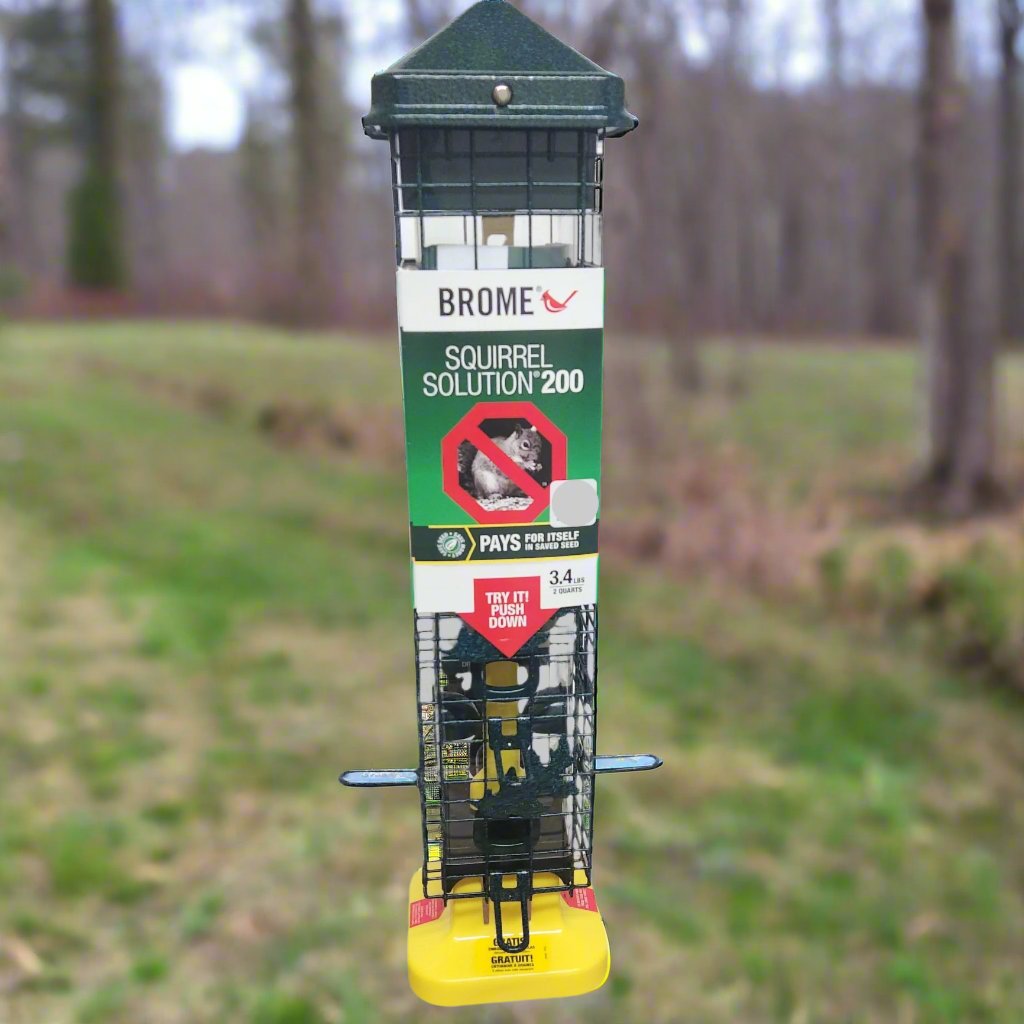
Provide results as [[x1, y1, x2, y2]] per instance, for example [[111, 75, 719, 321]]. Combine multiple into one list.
[[164, 0, 928, 152], [167, 0, 406, 150]]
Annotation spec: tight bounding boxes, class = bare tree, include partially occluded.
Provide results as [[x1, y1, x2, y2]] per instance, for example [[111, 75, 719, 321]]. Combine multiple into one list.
[[647, 0, 703, 392], [917, 0, 999, 515], [67, 0, 126, 289], [713, 0, 754, 393], [122, 55, 167, 297], [821, 0, 862, 334], [288, 0, 331, 322], [998, 0, 1022, 340], [0, 0, 1015, 342], [0, 1, 37, 273], [824, 0, 844, 90], [582, 0, 622, 67]]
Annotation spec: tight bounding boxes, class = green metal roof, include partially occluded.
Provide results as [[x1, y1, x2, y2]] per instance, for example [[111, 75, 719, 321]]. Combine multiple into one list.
[[363, 0, 638, 140]]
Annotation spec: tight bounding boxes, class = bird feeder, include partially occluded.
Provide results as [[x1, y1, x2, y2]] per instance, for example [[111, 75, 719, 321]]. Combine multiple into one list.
[[342, 0, 661, 1007]]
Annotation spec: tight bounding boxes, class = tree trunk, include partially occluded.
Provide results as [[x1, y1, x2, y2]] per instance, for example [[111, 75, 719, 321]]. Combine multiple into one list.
[[998, 0, 1022, 340], [824, 0, 844, 92], [584, 2, 621, 68], [917, 0, 999, 516], [633, 0, 702, 392], [823, 0, 861, 334], [2, 14, 36, 274], [722, 0, 752, 394], [288, 0, 331, 324], [87, 0, 118, 187], [67, 0, 126, 289]]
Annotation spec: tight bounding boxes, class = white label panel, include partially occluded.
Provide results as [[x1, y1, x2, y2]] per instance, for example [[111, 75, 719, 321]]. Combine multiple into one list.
[[398, 267, 604, 333], [413, 556, 598, 615]]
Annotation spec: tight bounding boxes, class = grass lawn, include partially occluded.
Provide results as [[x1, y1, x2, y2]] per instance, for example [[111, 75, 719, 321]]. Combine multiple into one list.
[[0, 321, 1022, 1024]]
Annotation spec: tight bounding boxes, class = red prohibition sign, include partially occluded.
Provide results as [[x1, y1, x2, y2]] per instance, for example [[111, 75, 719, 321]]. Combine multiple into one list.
[[442, 401, 568, 525]]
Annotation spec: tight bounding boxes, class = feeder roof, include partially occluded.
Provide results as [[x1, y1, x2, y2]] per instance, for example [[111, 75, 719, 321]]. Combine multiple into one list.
[[363, 0, 638, 140]]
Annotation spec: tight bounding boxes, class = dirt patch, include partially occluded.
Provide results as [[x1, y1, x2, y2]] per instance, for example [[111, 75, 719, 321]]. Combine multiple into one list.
[[256, 401, 356, 453], [600, 357, 846, 595], [602, 442, 844, 596], [78, 355, 238, 421], [255, 400, 404, 462], [77, 354, 405, 462]]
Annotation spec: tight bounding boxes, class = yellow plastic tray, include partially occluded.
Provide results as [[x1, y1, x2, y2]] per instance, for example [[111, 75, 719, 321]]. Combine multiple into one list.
[[407, 870, 610, 1007]]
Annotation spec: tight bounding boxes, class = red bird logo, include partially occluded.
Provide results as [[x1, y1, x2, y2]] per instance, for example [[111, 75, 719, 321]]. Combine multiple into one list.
[[541, 290, 578, 314]]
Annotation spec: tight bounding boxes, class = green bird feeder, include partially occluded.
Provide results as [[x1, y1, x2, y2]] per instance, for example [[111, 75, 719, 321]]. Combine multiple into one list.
[[342, 0, 661, 1008]]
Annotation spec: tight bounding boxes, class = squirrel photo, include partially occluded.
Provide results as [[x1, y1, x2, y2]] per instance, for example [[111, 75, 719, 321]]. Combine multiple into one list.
[[458, 426, 544, 502]]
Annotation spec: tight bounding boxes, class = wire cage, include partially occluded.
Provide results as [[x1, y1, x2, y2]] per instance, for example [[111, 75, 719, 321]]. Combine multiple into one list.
[[414, 607, 598, 952], [390, 127, 605, 271]]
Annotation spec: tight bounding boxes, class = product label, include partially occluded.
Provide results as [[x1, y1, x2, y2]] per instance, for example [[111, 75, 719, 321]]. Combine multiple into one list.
[[409, 898, 444, 928], [440, 740, 472, 782], [561, 888, 599, 913], [475, 938, 552, 975], [399, 268, 603, 333], [399, 267, 604, 656]]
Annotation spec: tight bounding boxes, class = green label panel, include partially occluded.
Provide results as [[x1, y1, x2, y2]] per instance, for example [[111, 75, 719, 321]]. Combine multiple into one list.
[[400, 328, 605, 548], [410, 524, 600, 563]]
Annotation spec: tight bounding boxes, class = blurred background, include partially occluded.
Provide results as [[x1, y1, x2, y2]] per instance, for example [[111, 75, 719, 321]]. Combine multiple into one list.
[[1, 1, 1024, 1022]]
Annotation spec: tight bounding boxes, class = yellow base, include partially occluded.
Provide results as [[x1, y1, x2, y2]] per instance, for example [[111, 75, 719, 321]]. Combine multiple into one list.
[[407, 871, 611, 1007]]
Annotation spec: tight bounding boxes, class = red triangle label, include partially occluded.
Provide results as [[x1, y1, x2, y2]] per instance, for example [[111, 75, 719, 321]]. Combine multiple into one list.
[[461, 576, 553, 658]]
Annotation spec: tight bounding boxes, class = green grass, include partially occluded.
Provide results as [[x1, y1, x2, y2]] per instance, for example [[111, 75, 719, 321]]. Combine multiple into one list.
[[1, 321, 1023, 1023]]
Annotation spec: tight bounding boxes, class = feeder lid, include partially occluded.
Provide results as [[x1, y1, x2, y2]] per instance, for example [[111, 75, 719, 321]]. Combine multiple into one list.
[[364, 0, 638, 140]]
